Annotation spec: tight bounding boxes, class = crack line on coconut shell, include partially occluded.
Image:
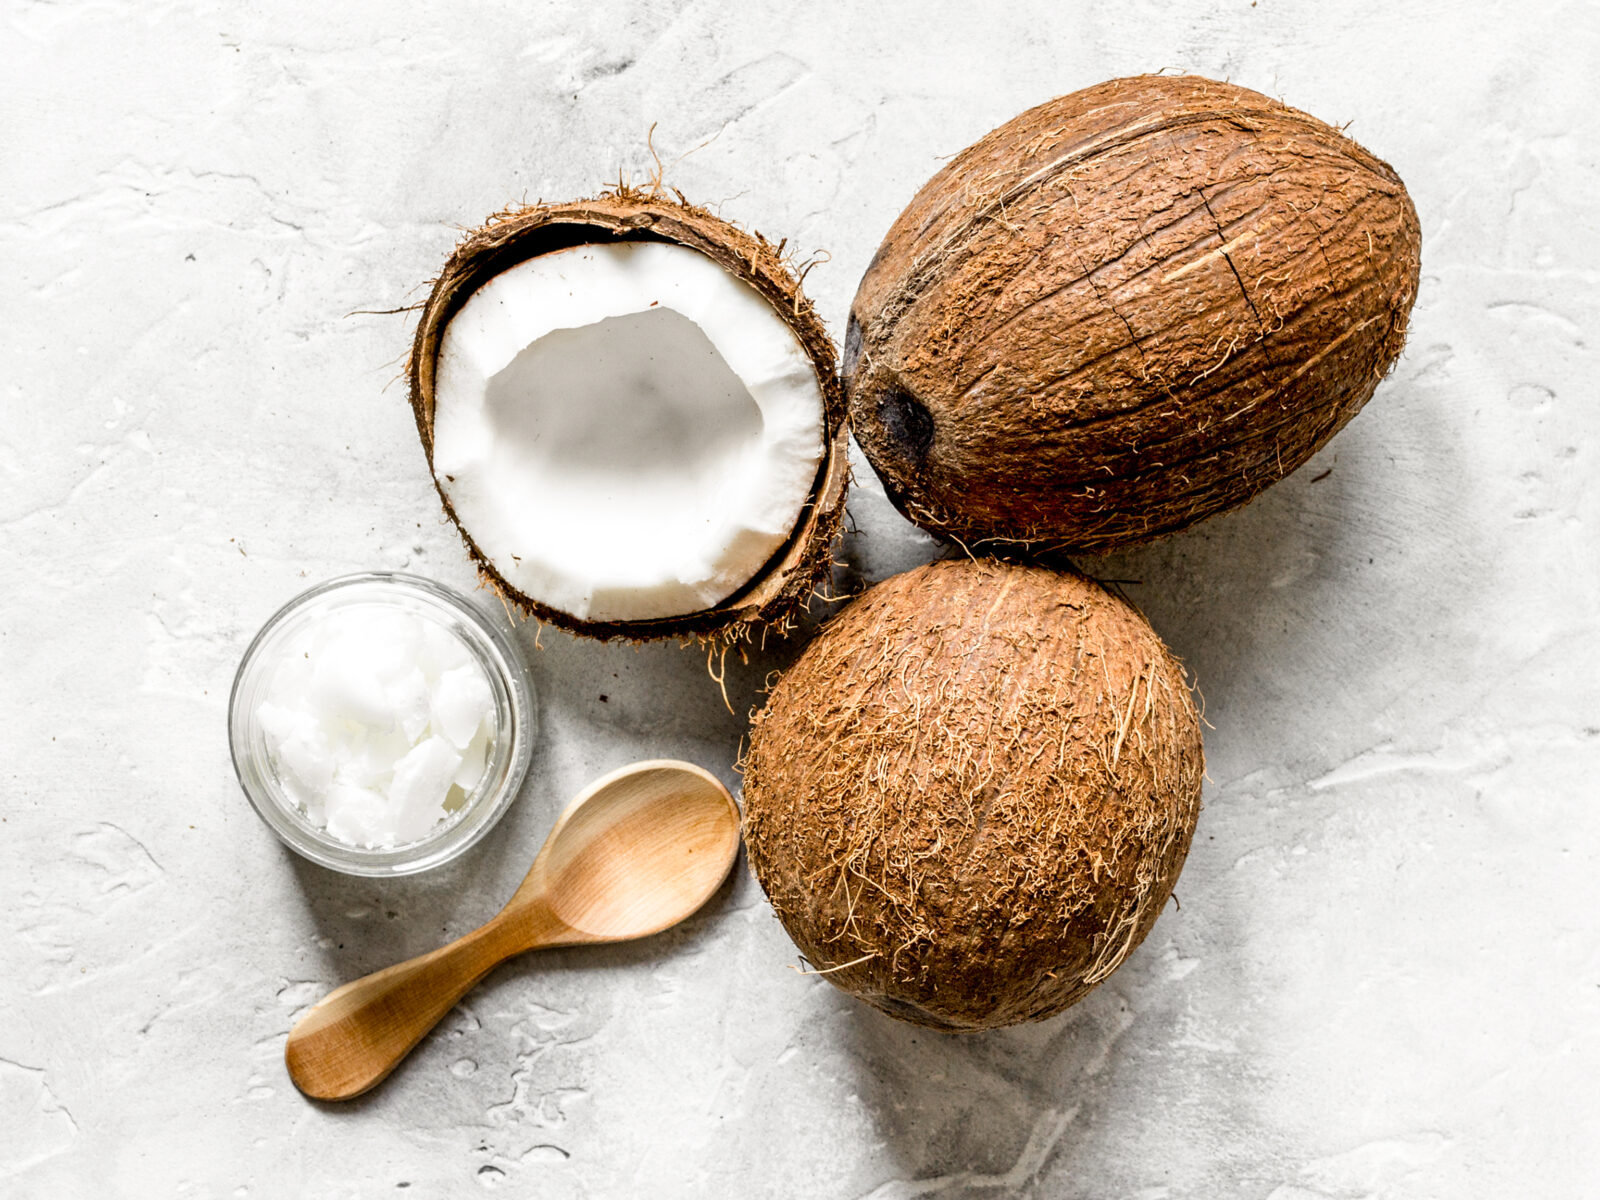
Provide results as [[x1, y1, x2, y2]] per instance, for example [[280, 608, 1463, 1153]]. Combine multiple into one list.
[[1048, 183, 1157, 385], [1193, 174, 1276, 364], [924, 187, 1401, 468], [874, 102, 1399, 345], [961, 177, 1263, 354]]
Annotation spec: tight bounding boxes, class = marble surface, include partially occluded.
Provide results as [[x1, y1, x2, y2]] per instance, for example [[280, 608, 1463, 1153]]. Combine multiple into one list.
[[4, 1, 1597, 1195]]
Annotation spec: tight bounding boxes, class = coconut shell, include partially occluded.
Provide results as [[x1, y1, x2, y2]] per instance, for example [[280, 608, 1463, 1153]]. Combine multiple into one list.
[[742, 557, 1204, 1030], [407, 188, 850, 642], [845, 74, 1422, 551]]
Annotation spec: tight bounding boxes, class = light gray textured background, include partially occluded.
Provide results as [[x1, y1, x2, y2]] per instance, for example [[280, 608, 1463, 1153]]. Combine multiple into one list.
[[4, 1, 1597, 1195]]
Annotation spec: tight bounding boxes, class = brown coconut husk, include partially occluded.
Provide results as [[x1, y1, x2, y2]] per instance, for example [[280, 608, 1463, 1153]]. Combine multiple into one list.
[[845, 74, 1422, 552], [407, 187, 850, 644], [741, 556, 1204, 1030]]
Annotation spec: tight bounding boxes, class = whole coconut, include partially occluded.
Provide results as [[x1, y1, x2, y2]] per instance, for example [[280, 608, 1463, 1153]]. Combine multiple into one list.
[[742, 558, 1203, 1030], [845, 74, 1422, 551]]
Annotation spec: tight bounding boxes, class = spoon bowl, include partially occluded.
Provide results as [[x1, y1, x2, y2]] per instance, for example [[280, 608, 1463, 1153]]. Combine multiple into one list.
[[285, 759, 740, 1101], [524, 761, 742, 940]]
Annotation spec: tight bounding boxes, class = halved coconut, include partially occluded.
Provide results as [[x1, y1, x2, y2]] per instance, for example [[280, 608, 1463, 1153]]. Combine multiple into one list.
[[408, 190, 849, 641]]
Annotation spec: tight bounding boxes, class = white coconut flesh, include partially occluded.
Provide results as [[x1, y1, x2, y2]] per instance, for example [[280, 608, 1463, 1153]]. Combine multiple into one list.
[[430, 241, 826, 623]]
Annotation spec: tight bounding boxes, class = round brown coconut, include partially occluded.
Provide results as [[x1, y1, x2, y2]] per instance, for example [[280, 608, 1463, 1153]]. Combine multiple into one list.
[[407, 188, 850, 643], [845, 74, 1422, 552], [741, 557, 1204, 1030]]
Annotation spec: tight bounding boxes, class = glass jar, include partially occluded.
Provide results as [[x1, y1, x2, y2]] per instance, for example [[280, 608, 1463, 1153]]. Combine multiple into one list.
[[228, 572, 534, 876]]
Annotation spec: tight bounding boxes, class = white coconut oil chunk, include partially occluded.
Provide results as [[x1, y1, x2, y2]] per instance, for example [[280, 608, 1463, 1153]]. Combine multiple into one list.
[[430, 240, 826, 622], [255, 606, 498, 849]]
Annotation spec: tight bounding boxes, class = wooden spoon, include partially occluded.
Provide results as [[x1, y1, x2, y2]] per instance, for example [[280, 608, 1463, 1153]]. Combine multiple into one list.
[[284, 759, 740, 1101]]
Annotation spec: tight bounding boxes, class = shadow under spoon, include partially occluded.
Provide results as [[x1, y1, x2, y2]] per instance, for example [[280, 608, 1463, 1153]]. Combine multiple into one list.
[[284, 759, 741, 1101]]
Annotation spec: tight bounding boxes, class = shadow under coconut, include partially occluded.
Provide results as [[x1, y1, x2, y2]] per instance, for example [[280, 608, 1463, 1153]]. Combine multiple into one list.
[[836, 990, 1128, 1187], [831, 917, 1274, 1195], [829, 386, 1481, 1191], [1072, 385, 1483, 794]]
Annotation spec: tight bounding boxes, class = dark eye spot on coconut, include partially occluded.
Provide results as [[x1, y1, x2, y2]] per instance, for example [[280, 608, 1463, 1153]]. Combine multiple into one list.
[[878, 386, 934, 462], [842, 315, 863, 380]]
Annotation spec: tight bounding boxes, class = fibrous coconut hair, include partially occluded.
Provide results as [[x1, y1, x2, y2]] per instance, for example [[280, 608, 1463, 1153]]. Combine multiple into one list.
[[742, 556, 1204, 1030]]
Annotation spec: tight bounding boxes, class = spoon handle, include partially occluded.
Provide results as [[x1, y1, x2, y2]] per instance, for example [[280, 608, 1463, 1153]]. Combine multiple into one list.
[[285, 916, 527, 1100]]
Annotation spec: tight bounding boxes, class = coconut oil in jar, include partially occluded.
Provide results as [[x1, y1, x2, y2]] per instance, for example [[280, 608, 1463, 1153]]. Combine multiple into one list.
[[229, 573, 534, 875]]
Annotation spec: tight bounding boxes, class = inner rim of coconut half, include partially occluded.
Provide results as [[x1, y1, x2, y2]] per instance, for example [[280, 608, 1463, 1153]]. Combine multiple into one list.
[[430, 241, 826, 623]]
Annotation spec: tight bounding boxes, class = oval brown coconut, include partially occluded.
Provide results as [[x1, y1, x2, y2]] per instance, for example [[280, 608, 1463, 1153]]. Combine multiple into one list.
[[845, 74, 1422, 552], [742, 557, 1204, 1030], [408, 188, 850, 642]]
